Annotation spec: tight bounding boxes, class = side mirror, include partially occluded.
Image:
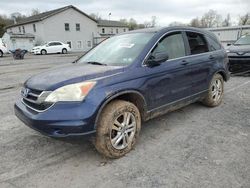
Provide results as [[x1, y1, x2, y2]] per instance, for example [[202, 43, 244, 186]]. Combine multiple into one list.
[[227, 43, 231, 46], [46, 44, 49, 47], [147, 52, 169, 67]]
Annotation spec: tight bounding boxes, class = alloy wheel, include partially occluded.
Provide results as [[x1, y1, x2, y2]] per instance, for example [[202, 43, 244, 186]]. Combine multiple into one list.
[[110, 112, 136, 150], [211, 78, 223, 102]]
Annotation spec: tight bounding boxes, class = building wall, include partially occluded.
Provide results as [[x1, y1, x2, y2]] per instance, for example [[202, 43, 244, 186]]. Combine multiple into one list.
[[2, 33, 35, 51], [98, 26, 128, 36], [42, 8, 98, 51], [6, 8, 99, 51], [208, 27, 250, 47], [6, 22, 45, 45]]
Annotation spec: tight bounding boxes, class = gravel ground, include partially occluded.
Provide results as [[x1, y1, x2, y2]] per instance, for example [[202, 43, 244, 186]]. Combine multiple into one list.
[[0, 53, 249, 188]]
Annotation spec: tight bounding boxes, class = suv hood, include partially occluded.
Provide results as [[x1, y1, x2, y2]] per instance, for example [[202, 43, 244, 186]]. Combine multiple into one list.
[[25, 64, 124, 91], [228, 44, 250, 53]]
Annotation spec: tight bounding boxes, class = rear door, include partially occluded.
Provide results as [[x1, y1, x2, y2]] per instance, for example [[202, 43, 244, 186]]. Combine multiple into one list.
[[144, 31, 194, 110], [183, 31, 213, 94]]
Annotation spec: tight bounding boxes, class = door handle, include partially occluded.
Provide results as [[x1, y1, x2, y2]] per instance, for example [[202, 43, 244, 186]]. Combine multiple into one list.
[[209, 55, 215, 60], [181, 60, 189, 66]]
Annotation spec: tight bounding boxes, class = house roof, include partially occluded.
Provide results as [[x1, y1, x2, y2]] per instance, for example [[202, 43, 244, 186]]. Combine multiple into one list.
[[97, 20, 128, 27], [6, 5, 97, 29]]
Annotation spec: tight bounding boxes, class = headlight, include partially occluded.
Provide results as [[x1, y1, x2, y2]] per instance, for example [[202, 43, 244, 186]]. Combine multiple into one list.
[[226, 50, 230, 53], [45, 81, 96, 103]]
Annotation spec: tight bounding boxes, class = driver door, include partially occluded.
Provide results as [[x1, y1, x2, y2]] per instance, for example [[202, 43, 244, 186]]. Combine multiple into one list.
[[144, 31, 193, 110]]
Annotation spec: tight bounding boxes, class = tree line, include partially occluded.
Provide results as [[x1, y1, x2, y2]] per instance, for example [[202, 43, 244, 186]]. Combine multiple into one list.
[[0, 9, 250, 37]]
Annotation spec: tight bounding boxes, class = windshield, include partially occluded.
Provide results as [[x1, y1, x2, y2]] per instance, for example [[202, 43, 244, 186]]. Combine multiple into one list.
[[234, 35, 250, 45], [78, 33, 154, 66]]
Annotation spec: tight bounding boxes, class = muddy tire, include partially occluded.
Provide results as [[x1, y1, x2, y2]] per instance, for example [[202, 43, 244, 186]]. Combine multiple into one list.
[[95, 100, 141, 158], [202, 74, 224, 107]]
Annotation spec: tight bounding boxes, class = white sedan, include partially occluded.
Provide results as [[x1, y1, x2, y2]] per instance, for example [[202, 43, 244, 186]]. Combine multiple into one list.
[[32, 41, 71, 55], [0, 39, 8, 57]]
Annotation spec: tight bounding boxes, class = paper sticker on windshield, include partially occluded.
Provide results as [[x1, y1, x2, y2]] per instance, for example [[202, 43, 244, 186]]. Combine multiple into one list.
[[118, 43, 135, 48]]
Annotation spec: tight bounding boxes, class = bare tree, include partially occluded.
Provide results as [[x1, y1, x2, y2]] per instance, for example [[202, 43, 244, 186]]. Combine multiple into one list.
[[222, 14, 231, 27], [143, 21, 151, 28], [128, 18, 137, 30], [200, 9, 222, 28], [89, 13, 102, 20], [238, 13, 250, 25], [151, 16, 157, 27], [31, 9, 40, 16], [169, 21, 186, 27], [189, 18, 201, 27]]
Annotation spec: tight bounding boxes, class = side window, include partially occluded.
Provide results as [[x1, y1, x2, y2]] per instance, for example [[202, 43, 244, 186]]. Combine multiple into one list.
[[206, 36, 221, 51], [186, 32, 209, 55], [54, 42, 62, 46], [48, 43, 55, 46], [152, 33, 186, 60]]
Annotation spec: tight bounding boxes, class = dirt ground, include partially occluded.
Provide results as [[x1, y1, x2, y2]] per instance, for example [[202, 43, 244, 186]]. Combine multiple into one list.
[[0, 53, 249, 188]]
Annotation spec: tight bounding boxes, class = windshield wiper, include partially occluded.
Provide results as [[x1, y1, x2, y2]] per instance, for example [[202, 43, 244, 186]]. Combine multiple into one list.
[[87, 61, 107, 66]]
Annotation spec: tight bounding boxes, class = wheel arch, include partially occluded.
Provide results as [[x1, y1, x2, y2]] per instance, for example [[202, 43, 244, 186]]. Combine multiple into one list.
[[94, 90, 148, 128], [215, 70, 229, 82]]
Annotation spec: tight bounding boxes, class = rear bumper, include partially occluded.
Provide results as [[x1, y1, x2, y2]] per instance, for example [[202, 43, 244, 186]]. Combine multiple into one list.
[[14, 100, 97, 137]]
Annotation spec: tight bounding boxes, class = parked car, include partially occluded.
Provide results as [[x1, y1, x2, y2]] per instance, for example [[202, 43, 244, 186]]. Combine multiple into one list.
[[32, 41, 71, 55], [227, 35, 250, 73], [0, 38, 8, 57], [15, 27, 230, 158]]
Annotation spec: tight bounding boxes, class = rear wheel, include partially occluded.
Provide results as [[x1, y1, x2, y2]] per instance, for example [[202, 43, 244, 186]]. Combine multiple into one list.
[[95, 100, 141, 158], [202, 74, 224, 107], [41, 49, 47, 55], [0, 50, 3, 57], [62, 48, 67, 54]]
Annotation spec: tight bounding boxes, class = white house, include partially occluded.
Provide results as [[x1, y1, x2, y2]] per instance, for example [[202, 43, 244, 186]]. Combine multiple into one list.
[[97, 20, 128, 37], [207, 25, 250, 47], [5, 5, 129, 52]]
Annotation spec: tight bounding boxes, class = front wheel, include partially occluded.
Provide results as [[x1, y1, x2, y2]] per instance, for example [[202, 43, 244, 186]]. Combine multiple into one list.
[[0, 50, 3, 57], [41, 49, 47, 55], [202, 74, 224, 107], [95, 100, 141, 158]]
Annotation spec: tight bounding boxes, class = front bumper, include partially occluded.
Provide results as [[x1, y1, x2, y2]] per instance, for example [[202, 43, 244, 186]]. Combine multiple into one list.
[[31, 49, 41, 54], [14, 99, 97, 137], [228, 56, 250, 73]]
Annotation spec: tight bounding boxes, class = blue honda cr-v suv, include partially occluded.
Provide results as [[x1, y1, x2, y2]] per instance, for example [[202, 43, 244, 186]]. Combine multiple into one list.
[[15, 27, 230, 158]]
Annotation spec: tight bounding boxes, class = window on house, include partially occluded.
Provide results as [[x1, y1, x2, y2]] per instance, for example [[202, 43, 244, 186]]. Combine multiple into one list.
[[76, 23, 80, 31], [33, 24, 36, 32], [65, 23, 70, 31], [19, 27, 21, 33], [22, 26, 25, 33], [111, 28, 113, 34], [102, 28, 105, 34], [77, 41, 82, 49], [87, 41, 91, 47], [123, 28, 126, 32], [116, 28, 119, 34]]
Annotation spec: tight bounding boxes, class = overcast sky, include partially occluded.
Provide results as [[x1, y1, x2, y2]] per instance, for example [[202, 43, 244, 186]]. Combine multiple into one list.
[[0, 0, 249, 25]]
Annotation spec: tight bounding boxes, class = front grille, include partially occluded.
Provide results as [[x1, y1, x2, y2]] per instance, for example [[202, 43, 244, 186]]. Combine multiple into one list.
[[21, 88, 53, 112]]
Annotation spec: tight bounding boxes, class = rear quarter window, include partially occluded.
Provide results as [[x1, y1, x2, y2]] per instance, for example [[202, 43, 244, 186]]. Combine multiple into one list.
[[206, 36, 222, 51]]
